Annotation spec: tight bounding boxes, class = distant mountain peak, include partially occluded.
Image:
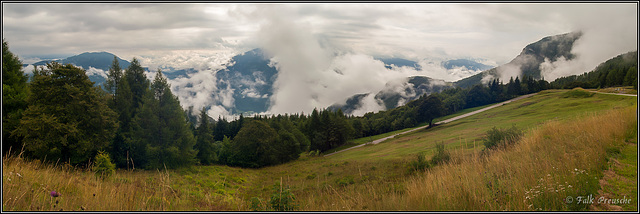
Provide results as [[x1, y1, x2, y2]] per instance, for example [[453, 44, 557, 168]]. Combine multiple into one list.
[[454, 31, 582, 88]]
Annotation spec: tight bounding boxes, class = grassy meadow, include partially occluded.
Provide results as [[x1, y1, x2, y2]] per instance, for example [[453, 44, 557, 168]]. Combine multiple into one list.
[[2, 89, 637, 211]]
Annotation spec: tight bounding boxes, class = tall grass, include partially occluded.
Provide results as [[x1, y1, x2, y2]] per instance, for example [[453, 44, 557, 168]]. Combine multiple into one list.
[[290, 106, 636, 211], [1, 153, 242, 211], [388, 106, 636, 210]]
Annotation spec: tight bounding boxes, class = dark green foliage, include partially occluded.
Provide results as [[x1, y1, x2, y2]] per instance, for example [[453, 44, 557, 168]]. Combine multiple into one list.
[[269, 182, 297, 211], [307, 108, 354, 152], [104, 56, 122, 95], [2, 39, 29, 154], [216, 136, 233, 165], [195, 107, 217, 165], [407, 151, 430, 173], [430, 142, 451, 165], [214, 116, 229, 141], [417, 94, 444, 127], [483, 125, 524, 150], [93, 151, 116, 180], [13, 62, 118, 165], [123, 58, 149, 112], [107, 57, 146, 168], [129, 70, 197, 169], [442, 89, 466, 114], [551, 51, 637, 89], [228, 120, 278, 168], [465, 84, 492, 108]]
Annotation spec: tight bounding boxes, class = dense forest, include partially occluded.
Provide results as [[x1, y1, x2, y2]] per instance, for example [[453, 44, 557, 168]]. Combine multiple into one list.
[[2, 39, 637, 169], [550, 51, 637, 90]]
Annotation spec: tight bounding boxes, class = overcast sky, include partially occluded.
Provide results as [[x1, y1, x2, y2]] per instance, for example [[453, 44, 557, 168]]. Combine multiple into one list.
[[3, 2, 638, 117], [3, 3, 636, 65]]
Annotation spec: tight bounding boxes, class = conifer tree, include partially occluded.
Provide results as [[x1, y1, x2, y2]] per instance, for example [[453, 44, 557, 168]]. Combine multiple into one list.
[[130, 69, 197, 169], [195, 107, 217, 165], [105, 56, 122, 95], [2, 39, 29, 154]]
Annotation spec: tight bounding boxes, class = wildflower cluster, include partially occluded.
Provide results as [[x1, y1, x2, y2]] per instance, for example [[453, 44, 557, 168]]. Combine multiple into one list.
[[523, 168, 584, 211], [571, 168, 587, 175]]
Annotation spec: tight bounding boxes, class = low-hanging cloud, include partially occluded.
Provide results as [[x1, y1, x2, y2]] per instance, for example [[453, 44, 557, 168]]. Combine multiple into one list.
[[167, 68, 236, 120], [86, 66, 108, 79], [416, 59, 484, 82], [539, 5, 637, 81], [250, 5, 482, 116]]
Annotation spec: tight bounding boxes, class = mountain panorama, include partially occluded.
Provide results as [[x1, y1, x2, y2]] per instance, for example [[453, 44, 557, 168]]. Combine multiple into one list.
[[24, 31, 604, 118]]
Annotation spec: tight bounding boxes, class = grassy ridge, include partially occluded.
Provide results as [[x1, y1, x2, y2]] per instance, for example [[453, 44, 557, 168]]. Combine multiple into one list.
[[2, 89, 637, 211], [395, 106, 637, 210], [327, 90, 636, 162]]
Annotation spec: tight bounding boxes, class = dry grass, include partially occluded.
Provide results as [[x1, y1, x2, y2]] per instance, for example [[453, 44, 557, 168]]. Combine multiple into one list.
[[1, 153, 242, 211], [289, 106, 636, 211], [376, 106, 637, 211]]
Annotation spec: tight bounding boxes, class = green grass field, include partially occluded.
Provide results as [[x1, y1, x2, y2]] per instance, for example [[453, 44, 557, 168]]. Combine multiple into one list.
[[327, 90, 636, 161], [3, 89, 637, 211]]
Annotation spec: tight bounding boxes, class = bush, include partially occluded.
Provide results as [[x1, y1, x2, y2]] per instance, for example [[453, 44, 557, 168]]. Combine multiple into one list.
[[335, 176, 355, 187], [483, 125, 524, 150], [407, 151, 430, 173], [269, 182, 297, 211], [308, 149, 321, 157], [430, 142, 451, 165], [93, 151, 115, 179], [249, 197, 264, 211], [306, 173, 317, 180]]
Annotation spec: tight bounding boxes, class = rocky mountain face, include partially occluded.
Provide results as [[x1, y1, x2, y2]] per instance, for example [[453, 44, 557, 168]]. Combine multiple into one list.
[[455, 31, 582, 88]]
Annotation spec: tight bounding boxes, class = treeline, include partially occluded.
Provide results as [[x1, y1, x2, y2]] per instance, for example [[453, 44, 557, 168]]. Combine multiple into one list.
[[346, 75, 550, 139], [550, 51, 637, 90]]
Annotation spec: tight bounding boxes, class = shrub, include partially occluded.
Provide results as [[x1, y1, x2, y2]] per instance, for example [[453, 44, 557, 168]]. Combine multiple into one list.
[[335, 176, 355, 187], [308, 149, 321, 157], [269, 182, 297, 211], [483, 125, 524, 150], [430, 142, 451, 165], [249, 197, 264, 211], [92, 151, 115, 180], [306, 173, 317, 180], [407, 151, 430, 173]]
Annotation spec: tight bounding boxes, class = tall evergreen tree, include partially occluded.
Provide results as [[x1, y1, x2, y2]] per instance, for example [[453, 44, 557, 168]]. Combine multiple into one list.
[[2, 39, 29, 154], [13, 62, 118, 165], [105, 56, 122, 95], [195, 107, 217, 165], [214, 116, 229, 141], [124, 58, 149, 112], [129, 69, 197, 169]]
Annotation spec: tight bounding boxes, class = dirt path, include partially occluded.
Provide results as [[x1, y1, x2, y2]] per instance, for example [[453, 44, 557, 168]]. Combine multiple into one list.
[[324, 93, 537, 157], [591, 91, 638, 97]]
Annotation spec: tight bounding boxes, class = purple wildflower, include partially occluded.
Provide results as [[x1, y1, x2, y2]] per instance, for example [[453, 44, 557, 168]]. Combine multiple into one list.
[[50, 191, 60, 197]]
